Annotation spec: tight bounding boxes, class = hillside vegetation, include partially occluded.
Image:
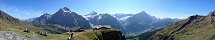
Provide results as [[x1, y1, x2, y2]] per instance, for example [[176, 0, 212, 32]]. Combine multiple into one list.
[[151, 11, 215, 40], [73, 28, 126, 40], [0, 10, 68, 40]]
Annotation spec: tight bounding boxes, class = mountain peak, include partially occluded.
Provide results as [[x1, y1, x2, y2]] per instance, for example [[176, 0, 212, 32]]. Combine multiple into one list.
[[140, 11, 147, 14], [57, 7, 71, 13], [42, 13, 51, 16], [98, 13, 112, 17], [90, 11, 98, 15], [135, 11, 149, 16], [40, 13, 51, 17], [62, 7, 71, 12], [85, 11, 98, 16], [208, 11, 215, 16]]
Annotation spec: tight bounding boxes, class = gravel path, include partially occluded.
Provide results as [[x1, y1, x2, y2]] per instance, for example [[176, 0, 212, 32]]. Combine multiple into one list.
[[0, 31, 42, 40]]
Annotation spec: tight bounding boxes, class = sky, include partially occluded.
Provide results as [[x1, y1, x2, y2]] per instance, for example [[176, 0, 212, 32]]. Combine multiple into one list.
[[0, 0, 215, 19]]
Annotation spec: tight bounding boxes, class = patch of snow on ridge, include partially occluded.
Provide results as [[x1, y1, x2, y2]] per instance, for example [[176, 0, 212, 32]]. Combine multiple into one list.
[[98, 15, 102, 19], [83, 14, 98, 20], [118, 16, 132, 21]]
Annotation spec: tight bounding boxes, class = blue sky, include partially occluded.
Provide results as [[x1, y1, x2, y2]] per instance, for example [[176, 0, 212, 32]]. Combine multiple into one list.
[[0, 0, 215, 19]]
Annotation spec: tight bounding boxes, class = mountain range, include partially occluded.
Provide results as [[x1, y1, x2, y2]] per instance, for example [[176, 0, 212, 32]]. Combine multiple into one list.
[[0, 9, 125, 40], [84, 11, 180, 36], [26, 7, 179, 37], [2, 6, 215, 40]]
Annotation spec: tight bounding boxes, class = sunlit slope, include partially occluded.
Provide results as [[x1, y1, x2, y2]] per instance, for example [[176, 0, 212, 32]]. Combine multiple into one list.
[[0, 10, 68, 40], [151, 11, 215, 40], [73, 29, 126, 40]]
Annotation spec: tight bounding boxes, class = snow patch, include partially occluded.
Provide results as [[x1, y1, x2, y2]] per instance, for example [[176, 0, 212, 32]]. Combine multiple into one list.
[[117, 16, 132, 21], [83, 14, 98, 20], [62, 9, 71, 13], [98, 15, 102, 19]]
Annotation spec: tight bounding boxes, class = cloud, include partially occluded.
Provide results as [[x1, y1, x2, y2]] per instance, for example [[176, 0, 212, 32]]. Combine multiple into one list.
[[0, 3, 44, 19]]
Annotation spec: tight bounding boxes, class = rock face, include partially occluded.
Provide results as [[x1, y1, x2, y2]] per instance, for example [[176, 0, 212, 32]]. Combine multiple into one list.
[[150, 11, 215, 40], [84, 12, 123, 30], [122, 11, 157, 33], [29, 7, 91, 29], [73, 29, 126, 40], [31, 13, 51, 24]]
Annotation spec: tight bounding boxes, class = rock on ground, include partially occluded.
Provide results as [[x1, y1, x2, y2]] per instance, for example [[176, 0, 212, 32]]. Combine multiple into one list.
[[0, 31, 42, 40]]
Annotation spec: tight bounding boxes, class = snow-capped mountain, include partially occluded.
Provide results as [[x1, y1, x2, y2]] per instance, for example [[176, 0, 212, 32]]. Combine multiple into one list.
[[84, 12, 123, 30], [113, 13, 134, 23], [83, 11, 98, 20], [84, 11, 180, 36], [30, 13, 51, 24], [27, 7, 91, 29]]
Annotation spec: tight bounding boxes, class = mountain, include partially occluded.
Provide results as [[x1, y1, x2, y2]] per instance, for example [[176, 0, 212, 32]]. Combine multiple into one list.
[[113, 13, 133, 23], [122, 11, 158, 33], [84, 11, 98, 21], [31, 13, 51, 24], [0, 10, 46, 40], [152, 18, 180, 29], [84, 11, 179, 37], [150, 11, 215, 40], [28, 7, 91, 29], [0, 10, 34, 30], [84, 12, 123, 30], [121, 11, 179, 36]]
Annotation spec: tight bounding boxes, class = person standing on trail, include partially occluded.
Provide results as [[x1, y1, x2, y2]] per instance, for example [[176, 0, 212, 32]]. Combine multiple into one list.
[[68, 32, 73, 40]]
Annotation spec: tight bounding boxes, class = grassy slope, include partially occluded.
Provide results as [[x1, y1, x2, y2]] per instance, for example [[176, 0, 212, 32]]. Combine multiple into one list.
[[0, 11, 68, 40], [73, 29, 122, 40], [151, 15, 215, 40], [0, 19, 68, 40]]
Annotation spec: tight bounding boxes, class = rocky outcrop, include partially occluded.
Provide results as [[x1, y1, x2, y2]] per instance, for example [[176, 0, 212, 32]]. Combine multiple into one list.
[[0, 31, 41, 40], [73, 29, 126, 40]]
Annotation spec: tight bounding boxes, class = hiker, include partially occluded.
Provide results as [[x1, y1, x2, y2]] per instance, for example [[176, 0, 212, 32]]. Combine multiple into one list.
[[39, 32, 43, 35], [68, 33, 73, 40], [43, 32, 47, 36]]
